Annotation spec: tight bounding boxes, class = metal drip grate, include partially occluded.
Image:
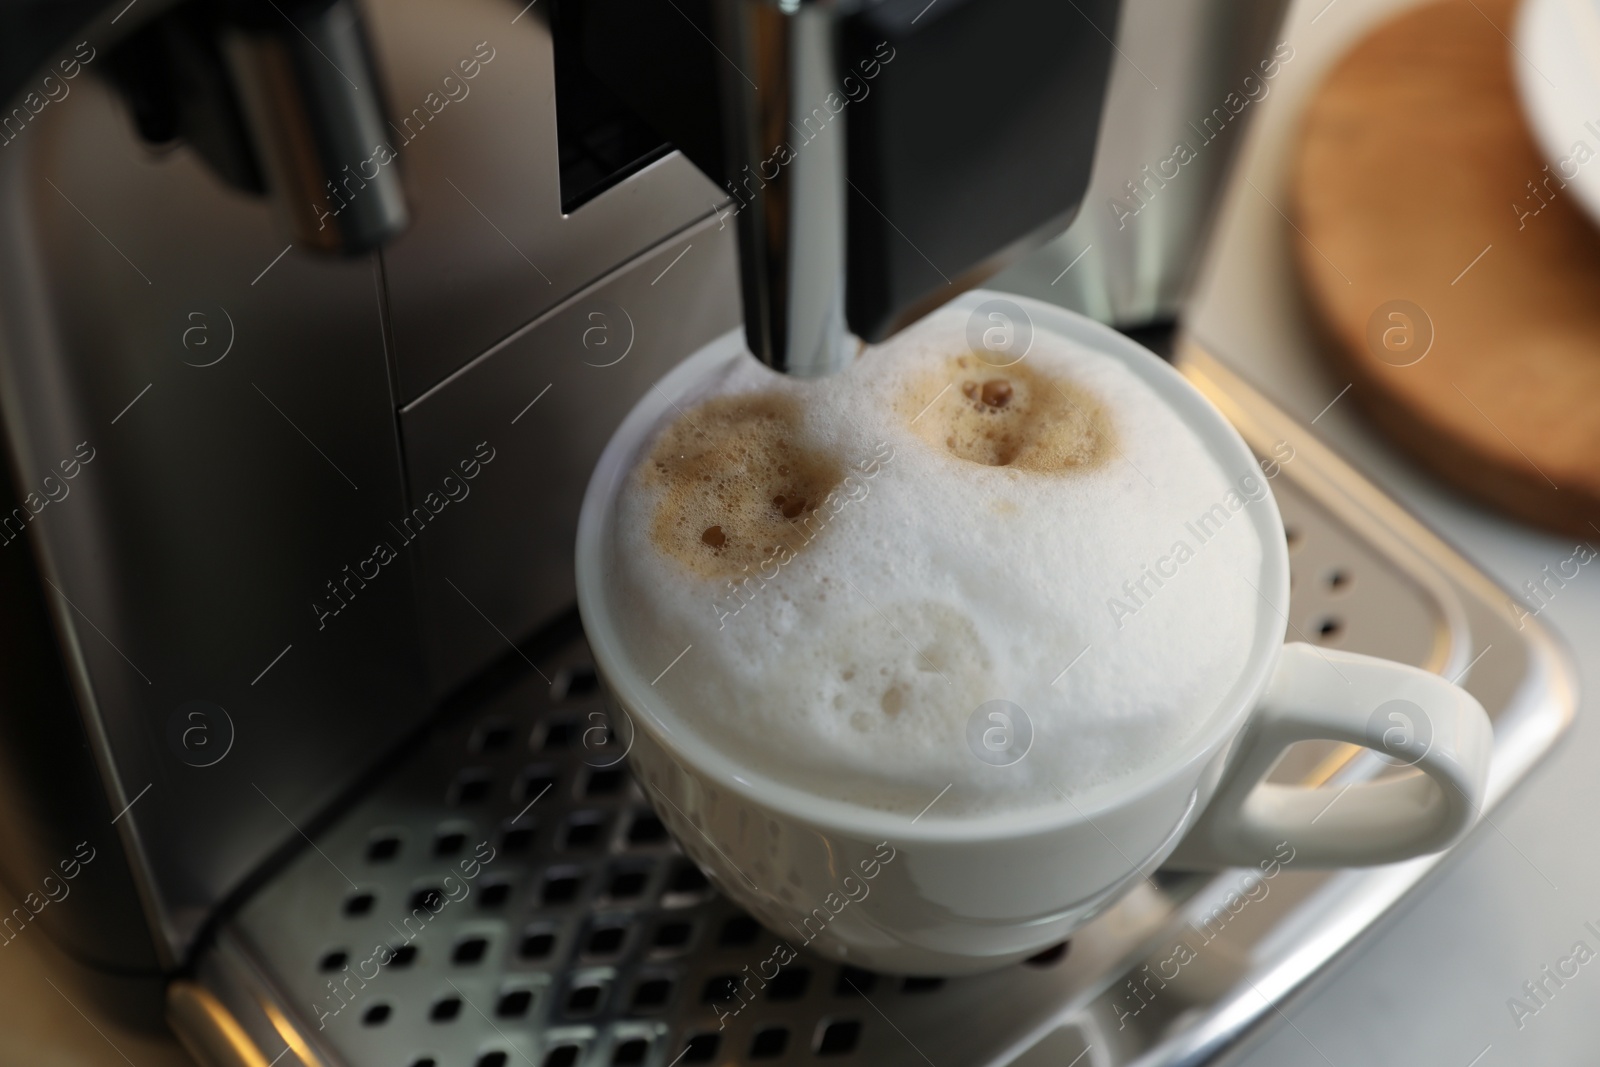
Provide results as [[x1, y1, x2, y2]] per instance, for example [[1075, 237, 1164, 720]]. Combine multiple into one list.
[[223, 642, 1095, 1067], [194, 344, 1573, 1067]]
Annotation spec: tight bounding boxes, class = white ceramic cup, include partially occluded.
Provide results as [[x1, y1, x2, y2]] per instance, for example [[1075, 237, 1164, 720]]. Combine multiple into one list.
[[575, 292, 1494, 976]]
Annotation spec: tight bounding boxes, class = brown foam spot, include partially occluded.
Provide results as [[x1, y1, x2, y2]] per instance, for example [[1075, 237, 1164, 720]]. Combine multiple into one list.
[[899, 355, 1114, 472], [642, 391, 844, 580]]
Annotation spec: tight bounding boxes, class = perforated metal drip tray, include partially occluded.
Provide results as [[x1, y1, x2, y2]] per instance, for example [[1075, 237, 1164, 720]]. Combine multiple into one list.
[[186, 342, 1573, 1067]]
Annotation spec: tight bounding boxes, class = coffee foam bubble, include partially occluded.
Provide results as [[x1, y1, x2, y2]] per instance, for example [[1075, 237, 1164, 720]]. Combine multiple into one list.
[[643, 391, 845, 581], [605, 308, 1265, 818], [899, 355, 1113, 472]]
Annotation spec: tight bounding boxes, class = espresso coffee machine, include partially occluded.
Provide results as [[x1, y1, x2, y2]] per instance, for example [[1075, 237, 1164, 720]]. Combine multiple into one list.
[[9, 2, 1568, 1066]]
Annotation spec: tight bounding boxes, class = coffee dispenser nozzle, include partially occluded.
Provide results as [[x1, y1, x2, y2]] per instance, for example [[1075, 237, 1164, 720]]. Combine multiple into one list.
[[101, 0, 409, 255], [717, 0, 857, 378], [220, 0, 410, 255], [603, 0, 1120, 378]]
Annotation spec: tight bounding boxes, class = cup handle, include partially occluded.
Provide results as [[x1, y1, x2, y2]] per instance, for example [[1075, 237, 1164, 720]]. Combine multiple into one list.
[[1166, 642, 1494, 869]]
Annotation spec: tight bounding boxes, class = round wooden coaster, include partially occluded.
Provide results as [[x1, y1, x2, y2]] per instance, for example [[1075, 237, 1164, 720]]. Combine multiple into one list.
[[1290, 0, 1600, 538]]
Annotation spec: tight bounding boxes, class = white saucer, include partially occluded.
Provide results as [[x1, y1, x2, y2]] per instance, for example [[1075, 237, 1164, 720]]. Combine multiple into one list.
[[1514, 0, 1600, 226]]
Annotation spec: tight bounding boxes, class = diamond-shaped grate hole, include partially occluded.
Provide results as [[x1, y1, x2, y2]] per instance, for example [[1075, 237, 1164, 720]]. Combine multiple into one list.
[[631, 977, 671, 1009], [451, 769, 492, 805], [366, 835, 401, 862], [566, 983, 603, 1016], [557, 664, 600, 698], [681, 1034, 719, 1063], [518, 769, 557, 802], [543, 1044, 579, 1067], [562, 813, 605, 850], [667, 862, 709, 894], [608, 868, 649, 900], [653, 921, 691, 950], [626, 813, 667, 845], [769, 967, 809, 1000], [612, 1037, 649, 1065], [542, 720, 575, 750], [496, 989, 533, 1018], [584, 768, 625, 796], [430, 997, 461, 1022], [519, 929, 556, 961], [473, 720, 514, 752], [452, 937, 489, 965], [750, 1026, 788, 1059], [701, 975, 737, 1004], [836, 967, 876, 997], [588, 925, 627, 956], [542, 870, 582, 905], [817, 1019, 862, 1056], [719, 915, 760, 946]]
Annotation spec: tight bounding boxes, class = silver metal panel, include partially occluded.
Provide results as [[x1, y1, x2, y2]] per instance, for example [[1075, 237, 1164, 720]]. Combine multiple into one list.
[[196, 342, 1572, 1067], [398, 212, 740, 697], [365, 0, 726, 403], [0, 67, 430, 961], [993, 0, 1292, 326]]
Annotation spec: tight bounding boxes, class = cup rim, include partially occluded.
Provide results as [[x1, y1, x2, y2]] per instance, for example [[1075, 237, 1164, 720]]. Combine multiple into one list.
[[575, 291, 1291, 843]]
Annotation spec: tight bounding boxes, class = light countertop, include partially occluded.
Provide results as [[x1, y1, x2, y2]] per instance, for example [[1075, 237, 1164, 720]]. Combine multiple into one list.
[[1197, 0, 1598, 1063]]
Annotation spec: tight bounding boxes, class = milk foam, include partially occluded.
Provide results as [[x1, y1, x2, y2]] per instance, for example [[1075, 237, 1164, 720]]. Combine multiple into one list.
[[605, 309, 1266, 817]]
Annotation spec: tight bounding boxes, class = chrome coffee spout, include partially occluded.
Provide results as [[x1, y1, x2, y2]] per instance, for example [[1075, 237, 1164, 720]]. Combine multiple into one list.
[[716, 0, 857, 378], [97, 0, 409, 256], [574, 0, 1120, 378], [222, 0, 410, 254]]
